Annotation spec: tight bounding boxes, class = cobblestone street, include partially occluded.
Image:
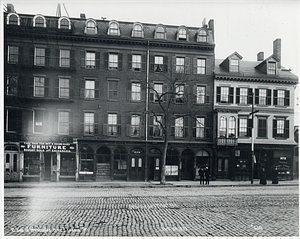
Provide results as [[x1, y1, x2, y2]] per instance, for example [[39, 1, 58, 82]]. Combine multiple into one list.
[[3, 185, 299, 237]]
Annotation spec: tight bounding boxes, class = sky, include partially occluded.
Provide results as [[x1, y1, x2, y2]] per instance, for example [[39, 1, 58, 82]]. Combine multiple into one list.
[[1, 0, 300, 121]]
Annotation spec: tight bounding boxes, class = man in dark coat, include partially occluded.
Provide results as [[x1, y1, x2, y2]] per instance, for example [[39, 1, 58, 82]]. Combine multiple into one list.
[[198, 167, 205, 184], [205, 165, 210, 185]]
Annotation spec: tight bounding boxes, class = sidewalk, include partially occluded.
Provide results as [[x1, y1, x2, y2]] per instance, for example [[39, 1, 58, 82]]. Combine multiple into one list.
[[3, 179, 299, 188]]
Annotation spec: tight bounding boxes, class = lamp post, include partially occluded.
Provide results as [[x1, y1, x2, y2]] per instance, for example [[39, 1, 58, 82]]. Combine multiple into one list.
[[249, 92, 258, 184]]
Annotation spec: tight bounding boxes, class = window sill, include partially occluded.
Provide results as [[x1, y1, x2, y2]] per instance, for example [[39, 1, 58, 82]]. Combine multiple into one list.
[[256, 137, 268, 139], [273, 137, 288, 140]]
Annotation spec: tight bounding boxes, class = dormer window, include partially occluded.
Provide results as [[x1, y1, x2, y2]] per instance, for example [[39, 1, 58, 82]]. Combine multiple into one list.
[[268, 62, 276, 75], [108, 21, 120, 36], [177, 28, 187, 41], [197, 29, 207, 42], [155, 25, 166, 40], [85, 19, 97, 34], [230, 59, 239, 72], [58, 17, 71, 30], [33, 15, 46, 28], [132, 23, 144, 38], [7, 13, 20, 25]]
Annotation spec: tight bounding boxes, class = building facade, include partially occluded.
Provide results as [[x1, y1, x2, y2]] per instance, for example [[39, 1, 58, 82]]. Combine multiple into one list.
[[4, 4, 215, 182], [213, 40, 298, 181]]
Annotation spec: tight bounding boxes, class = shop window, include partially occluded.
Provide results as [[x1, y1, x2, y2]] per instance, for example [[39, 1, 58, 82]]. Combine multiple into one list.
[[114, 147, 127, 170], [80, 147, 94, 172], [60, 155, 76, 176], [24, 152, 40, 175]]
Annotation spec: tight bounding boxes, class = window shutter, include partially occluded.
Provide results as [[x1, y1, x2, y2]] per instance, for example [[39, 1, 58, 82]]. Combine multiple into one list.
[[192, 85, 197, 103], [69, 111, 73, 135], [126, 83, 131, 100], [53, 111, 58, 134], [267, 89, 272, 105], [206, 95, 210, 104], [29, 77, 34, 96], [216, 87, 221, 103], [163, 56, 168, 72], [127, 54, 132, 70], [273, 90, 278, 106], [117, 114, 122, 135], [141, 85, 146, 101], [44, 78, 49, 97], [103, 113, 108, 136], [185, 57, 190, 74], [95, 52, 100, 68], [69, 78, 74, 99], [150, 55, 155, 72], [149, 115, 154, 137], [149, 83, 154, 102], [205, 117, 210, 139], [192, 118, 196, 138], [80, 50, 85, 68], [45, 48, 50, 66], [43, 111, 49, 134], [247, 119, 252, 137], [70, 50, 75, 68], [206, 58, 211, 75], [171, 116, 175, 137], [163, 84, 168, 102], [16, 110, 22, 133], [56, 49, 60, 67], [140, 125, 145, 137], [236, 88, 240, 104], [94, 112, 99, 135], [80, 112, 84, 135], [55, 78, 59, 98], [104, 52, 108, 69], [184, 116, 189, 138], [141, 54, 146, 71], [80, 80, 85, 99], [118, 53, 123, 71], [248, 88, 253, 105], [285, 90, 290, 106], [255, 89, 259, 105], [273, 119, 277, 138], [95, 80, 100, 99], [193, 58, 197, 74], [229, 87, 234, 103], [284, 120, 289, 138], [18, 47, 23, 65], [27, 111, 33, 133], [172, 56, 176, 73], [30, 47, 34, 65]]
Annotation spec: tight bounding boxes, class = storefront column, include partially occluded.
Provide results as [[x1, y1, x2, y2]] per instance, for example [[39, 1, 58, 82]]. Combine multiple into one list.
[[20, 152, 24, 182], [39, 152, 43, 182], [56, 152, 60, 182], [75, 152, 79, 181]]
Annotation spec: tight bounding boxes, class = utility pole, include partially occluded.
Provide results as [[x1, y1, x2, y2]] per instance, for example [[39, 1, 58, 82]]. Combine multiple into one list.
[[249, 92, 258, 184]]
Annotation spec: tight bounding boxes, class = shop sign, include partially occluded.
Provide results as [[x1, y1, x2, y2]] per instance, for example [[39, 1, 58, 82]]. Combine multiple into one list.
[[165, 165, 178, 176], [20, 142, 76, 153]]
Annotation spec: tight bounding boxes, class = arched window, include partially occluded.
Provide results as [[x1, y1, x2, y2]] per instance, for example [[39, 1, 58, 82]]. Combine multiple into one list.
[[58, 17, 71, 30], [155, 25, 166, 39], [219, 116, 227, 137], [85, 19, 97, 34], [178, 27, 187, 40], [228, 116, 236, 138], [108, 21, 120, 36], [7, 13, 20, 25], [132, 23, 144, 38], [197, 29, 207, 42], [33, 15, 46, 28]]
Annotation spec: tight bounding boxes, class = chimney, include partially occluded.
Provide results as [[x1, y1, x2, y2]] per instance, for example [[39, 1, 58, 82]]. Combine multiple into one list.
[[7, 3, 15, 13], [273, 38, 281, 68], [80, 13, 86, 19], [257, 52, 264, 61]]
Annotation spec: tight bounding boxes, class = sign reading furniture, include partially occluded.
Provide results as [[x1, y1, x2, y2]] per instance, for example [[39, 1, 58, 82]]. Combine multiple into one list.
[[20, 142, 76, 153]]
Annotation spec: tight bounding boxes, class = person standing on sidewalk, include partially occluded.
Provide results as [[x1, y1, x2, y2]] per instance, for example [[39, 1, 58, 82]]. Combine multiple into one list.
[[205, 165, 210, 185], [198, 166, 205, 184]]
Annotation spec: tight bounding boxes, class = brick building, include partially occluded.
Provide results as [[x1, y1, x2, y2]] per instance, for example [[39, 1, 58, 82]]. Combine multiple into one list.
[[213, 39, 298, 180], [4, 4, 215, 182]]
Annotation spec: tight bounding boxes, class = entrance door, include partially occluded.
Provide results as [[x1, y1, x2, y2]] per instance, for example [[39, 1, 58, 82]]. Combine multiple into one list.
[[130, 157, 143, 180], [4, 151, 19, 182], [181, 149, 194, 180], [44, 153, 52, 181], [217, 158, 229, 179]]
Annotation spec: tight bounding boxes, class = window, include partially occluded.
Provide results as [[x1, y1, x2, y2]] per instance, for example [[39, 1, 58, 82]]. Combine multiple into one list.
[[255, 89, 271, 106], [236, 88, 253, 105], [258, 118, 267, 138], [154, 56, 164, 72], [85, 80, 95, 99], [176, 57, 185, 73], [219, 116, 227, 137], [59, 78, 69, 98], [273, 118, 289, 138], [34, 110, 44, 133], [196, 117, 205, 138], [34, 77, 45, 97], [239, 88, 248, 104], [196, 86, 206, 104], [6, 75, 18, 96], [197, 59, 206, 74], [8, 46, 19, 63], [150, 115, 163, 137], [239, 118, 248, 137], [230, 59, 239, 72], [268, 62, 276, 75], [132, 23, 143, 38], [86, 51, 96, 68], [60, 49, 70, 67], [274, 89, 289, 106], [217, 86, 234, 104], [258, 89, 266, 105], [175, 84, 185, 103], [5, 109, 21, 132], [175, 117, 184, 138], [80, 147, 94, 172], [228, 117, 236, 138], [108, 80, 118, 100], [34, 48, 45, 66], [58, 111, 69, 135], [153, 83, 163, 102], [84, 112, 94, 135], [34, 15, 46, 27], [108, 22, 120, 36], [198, 29, 207, 42], [7, 13, 19, 25], [131, 83, 141, 101], [132, 54, 141, 71], [85, 20, 97, 34], [59, 17, 70, 29], [108, 114, 118, 136], [178, 28, 187, 40], [130, 115, 140, 136], [155, 26, 166, 39], [109, 53, 118, 70]]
